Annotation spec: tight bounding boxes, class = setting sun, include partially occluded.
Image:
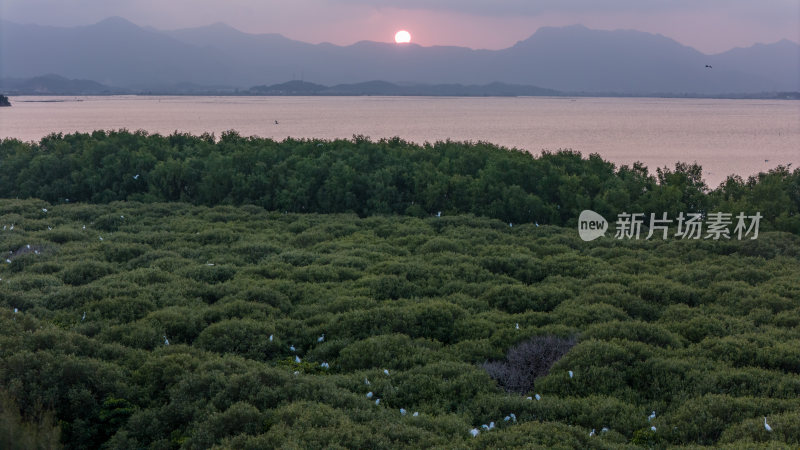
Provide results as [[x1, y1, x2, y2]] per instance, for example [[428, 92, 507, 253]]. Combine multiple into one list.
[[394, 30, 411, 44]]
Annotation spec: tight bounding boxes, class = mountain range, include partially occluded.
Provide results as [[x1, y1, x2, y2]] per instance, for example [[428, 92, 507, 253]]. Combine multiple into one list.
[[1, 17, 798, 95]]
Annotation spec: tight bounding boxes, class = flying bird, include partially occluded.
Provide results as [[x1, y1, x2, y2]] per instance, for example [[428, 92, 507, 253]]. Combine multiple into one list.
[[705, 65, 712, 69]]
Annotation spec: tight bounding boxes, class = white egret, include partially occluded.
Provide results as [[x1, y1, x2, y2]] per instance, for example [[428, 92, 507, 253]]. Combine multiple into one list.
[[99, 236, 103, 241], [366, 392, 373, 399], [163, 335, 169, 345], [375, 399, 380, 405], [535, 394, 541, 401], [133, 174, 140, 180], [290, 345, 296, 352], [82, 311, 86, 321], [364, 377, 370, 385], [42, 208, 47, 213], [48, 226, 52, 230], [601, 427, 609, 433], [515, 323, 519, 330], [82, 225, 85, 230], [764, 417, 772, 432], [269, 334, 273, 342], [206, 263, 214, 266], [568, 370, 574, 378], [14, 308, 18, 314], [383, 369, 390, 376], [413, 412, 419, 417], [589, 429, 595, 437], [504, 416, 511, 422], [293, 371, 299, 376], [509, 413, 516, 422], [9, 224, 13, 230], [6, 259, 11, 264], [400, 408, 407, 416], [26, 244, 30, 249], [295, 356, 301, 363], [481, 424, 489, 430], [320, 362, 330, 369], [489, 422, 495, 430], [650, 426, 656, 432], [437, 211, 441, 217], [509, 223, 513, 227], [648, 411, 656, 421], [318, 333, 325, 342], [470, 428, 480, 438], [526, 396, 532, 400]]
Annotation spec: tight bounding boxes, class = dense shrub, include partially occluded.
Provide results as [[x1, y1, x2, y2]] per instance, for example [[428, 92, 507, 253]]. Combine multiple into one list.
[[2, 131, 798, 232], [0, 199, 798, 448]]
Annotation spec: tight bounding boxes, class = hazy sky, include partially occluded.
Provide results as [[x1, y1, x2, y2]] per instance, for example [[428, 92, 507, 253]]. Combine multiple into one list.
[[2, 0, 798, 53]]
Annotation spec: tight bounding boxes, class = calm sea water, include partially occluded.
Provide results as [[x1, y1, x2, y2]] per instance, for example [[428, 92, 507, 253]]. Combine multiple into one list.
[[1, 95, 798, 186]]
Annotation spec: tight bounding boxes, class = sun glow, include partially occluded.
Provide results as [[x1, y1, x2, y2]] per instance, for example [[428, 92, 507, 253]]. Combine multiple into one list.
[[394, 30, 411, 44]]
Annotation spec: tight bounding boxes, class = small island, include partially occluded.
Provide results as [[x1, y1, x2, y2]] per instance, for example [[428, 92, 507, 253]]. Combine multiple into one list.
[[0, 95, 11, 107]]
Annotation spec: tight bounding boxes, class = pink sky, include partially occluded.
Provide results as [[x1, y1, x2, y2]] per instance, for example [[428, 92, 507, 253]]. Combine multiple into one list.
[[2, 0, 799, 53]]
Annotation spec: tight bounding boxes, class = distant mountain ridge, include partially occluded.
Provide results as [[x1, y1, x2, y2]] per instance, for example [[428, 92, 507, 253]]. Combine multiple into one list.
[[1, 18, 798, 95], [0, 74, 128, 95], [248, 80, 561, 97]]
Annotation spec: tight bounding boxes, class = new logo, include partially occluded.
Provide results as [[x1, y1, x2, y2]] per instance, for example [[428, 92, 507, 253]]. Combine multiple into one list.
[[578, 210, 608, 241]]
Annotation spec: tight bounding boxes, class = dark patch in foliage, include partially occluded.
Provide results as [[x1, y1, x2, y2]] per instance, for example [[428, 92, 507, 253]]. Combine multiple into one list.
[[482, 335, 576, 394]]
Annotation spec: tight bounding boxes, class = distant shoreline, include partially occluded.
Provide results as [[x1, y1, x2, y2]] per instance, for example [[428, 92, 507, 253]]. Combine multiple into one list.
[[4, 92, 799, 101], [3, 77, 798, 100]]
